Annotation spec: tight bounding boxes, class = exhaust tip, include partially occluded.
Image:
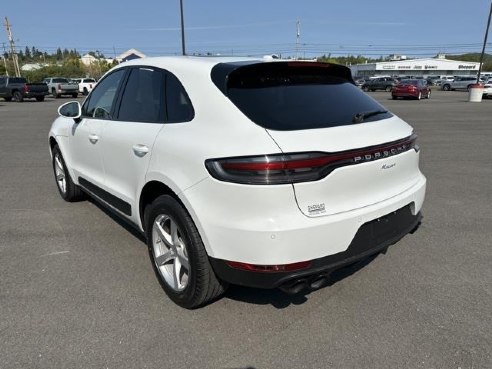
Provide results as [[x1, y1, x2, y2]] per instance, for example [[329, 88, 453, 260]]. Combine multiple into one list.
[[279, 279, 309, 295]]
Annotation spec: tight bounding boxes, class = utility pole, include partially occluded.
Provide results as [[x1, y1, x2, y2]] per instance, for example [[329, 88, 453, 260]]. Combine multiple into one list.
[[179, 0, 186, 55], [295, 20, 300, 60], [1, 42, 9, 76], [477, 1, 492, 83], [3, 17, 21, 77]]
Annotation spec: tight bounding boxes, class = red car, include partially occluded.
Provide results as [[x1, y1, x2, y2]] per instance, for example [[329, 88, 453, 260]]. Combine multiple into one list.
[[392, 79, 431, 100]]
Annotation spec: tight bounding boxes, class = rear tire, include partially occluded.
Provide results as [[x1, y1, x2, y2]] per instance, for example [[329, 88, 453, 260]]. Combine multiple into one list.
[[12, 90, 23, 102], [426, 90, 431, 99], [72, 93, 78, 98], [385, 85, 392, 92], [392, 95, 397, 100], [36, 96, 45, 102], [83, 87, 88, 95], [52, 88, 60, 98], [51, 145, 84, 202], [417, 92, 422, 100], [145, 195, 227, 309], [442, 84, 450, 91]]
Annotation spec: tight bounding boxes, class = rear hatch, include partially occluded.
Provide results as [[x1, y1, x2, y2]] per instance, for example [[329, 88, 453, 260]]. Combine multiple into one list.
[[212, 61, 422, 217]]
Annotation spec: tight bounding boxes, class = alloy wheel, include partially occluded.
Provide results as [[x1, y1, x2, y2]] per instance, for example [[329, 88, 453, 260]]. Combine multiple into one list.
[[152, 214, 190, 291], [54, 153, 67, 194]]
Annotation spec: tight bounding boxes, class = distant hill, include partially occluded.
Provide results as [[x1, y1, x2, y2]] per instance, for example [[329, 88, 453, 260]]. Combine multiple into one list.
[[446, 53, 492, 70]]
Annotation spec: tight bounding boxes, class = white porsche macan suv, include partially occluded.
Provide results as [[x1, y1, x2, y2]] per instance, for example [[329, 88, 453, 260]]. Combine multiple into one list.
[[49, 57, 426, 308]]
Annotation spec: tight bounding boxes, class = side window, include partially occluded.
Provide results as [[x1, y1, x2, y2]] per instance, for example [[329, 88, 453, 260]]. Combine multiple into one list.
[[0, 77, 6, 86], [82, 69, 125, 119], [165, 72, 194, 122], [117, 68, 165, 123]]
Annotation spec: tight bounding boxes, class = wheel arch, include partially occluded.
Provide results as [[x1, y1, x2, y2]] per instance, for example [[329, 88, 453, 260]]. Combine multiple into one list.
[[139, 180, 181, 229]]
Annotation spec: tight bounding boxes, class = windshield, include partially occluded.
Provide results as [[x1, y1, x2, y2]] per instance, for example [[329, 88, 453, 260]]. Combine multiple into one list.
[[213, 62, 393, 131]]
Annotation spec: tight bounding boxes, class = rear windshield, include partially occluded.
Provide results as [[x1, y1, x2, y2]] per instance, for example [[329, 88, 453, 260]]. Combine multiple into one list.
[[53, 78, 69, 83], [213, 62, 392, 131], [9, 77, 27, 84], [401, 80, 419, 86]]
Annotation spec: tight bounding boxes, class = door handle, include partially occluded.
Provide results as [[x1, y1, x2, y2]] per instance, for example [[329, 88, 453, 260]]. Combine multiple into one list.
[[88, 134, 99, 144], [132, 144, 149, 157]]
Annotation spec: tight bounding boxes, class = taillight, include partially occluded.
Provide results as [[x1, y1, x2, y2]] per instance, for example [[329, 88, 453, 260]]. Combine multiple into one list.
[[205, 134, 419, 185], [226, 260, 311, 273], [23, 84, 28, 92]]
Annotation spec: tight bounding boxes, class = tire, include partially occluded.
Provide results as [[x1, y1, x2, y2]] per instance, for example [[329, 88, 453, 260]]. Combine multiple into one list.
[[426, 90, 431, 99], [83, 87, 88, 95], [12, 90, 23, 102], [51, 145, 84, 202], [36, 96, 45, 102], [362, 86, 369, 92], [417, 92, 422, 100], [72, 93, 78, 98], [392, 95, 397, 100], [385, 85, 392, 92], [145, 195, 227, 309], [442, 84, 450, 91], [467, 84, 473, 91], [4, 97, 12, 102]]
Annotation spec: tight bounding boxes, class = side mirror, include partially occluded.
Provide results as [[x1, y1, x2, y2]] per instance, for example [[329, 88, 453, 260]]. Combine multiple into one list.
[[58, 101, 82, 120]]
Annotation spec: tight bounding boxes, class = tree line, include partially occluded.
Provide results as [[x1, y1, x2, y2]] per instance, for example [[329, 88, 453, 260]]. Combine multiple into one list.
[[1, 46, 115, 82]]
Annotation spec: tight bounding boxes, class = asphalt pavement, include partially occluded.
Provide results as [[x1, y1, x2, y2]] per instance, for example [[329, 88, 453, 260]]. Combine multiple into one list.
[[0, 91, 491, 369]]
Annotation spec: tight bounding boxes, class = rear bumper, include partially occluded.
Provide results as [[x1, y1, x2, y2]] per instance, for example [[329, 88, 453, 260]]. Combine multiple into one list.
[[24, 91, 49, 98], [392, 91, 419, 97], [210, 205, 422, 289]]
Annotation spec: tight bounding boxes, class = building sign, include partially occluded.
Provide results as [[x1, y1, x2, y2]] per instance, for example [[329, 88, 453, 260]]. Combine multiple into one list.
[[458, 64, 477, 70], [382, 65, 395, 70], [425, 65, 438, 69]]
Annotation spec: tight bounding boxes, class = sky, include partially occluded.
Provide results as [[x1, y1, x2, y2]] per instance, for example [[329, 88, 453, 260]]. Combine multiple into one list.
[[2, 0, 492, 59]]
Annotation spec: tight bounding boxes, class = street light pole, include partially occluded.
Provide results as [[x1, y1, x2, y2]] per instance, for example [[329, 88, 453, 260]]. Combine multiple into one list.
[[477, 1, 492, 83], [180, 0, 186, 56]]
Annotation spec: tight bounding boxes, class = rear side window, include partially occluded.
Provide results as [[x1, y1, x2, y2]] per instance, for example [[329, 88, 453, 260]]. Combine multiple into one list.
[[117, 68, 165, 123], [84, 79, 96, 83], [214, 62, 392, 131], [165, 72, 194, 122]]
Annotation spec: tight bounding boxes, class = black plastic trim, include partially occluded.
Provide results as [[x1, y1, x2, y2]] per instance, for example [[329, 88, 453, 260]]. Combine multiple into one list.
[[78, 177, 132, 216], [209, 205, 422, 289]]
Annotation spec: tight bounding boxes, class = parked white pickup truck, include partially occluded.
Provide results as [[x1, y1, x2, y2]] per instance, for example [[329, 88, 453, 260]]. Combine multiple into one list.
[[70, 78, 97, 95], [441, 76, 478, 91]]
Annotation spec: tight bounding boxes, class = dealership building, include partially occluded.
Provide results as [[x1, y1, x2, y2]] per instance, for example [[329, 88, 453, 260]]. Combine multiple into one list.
[[350, 54, 481, 78]]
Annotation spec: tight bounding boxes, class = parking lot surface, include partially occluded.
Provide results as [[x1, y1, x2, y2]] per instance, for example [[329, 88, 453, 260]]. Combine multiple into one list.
[[1, 91, 491, 369]]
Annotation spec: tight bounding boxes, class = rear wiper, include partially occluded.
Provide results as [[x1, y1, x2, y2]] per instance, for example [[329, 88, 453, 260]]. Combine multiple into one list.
[[352, 110, 388, 123]]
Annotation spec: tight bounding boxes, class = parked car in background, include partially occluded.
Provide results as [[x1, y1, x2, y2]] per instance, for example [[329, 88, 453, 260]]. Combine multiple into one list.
[[392, 79, 431, 100], [441, 76, 476, 91], [362, 77, 398, 92], [483, 81, 492, 98], [70, 78, 97, 95], [0, 76, 49, 102], [43, 77, 79, 98], [49, 57, 425, 308], [354, 78, 366, 88]]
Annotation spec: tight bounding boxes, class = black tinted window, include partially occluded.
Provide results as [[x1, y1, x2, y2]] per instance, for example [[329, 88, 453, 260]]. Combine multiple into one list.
[[166, 73, 194, 122], [82, 69, 125, 119], [53, 78, 68, 83], [219, 63, 392, 131], [84, 79, 96, 83], [118, 68, 164, 123], [10, 77, 26, 84], [0, 77, 6, 85]]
